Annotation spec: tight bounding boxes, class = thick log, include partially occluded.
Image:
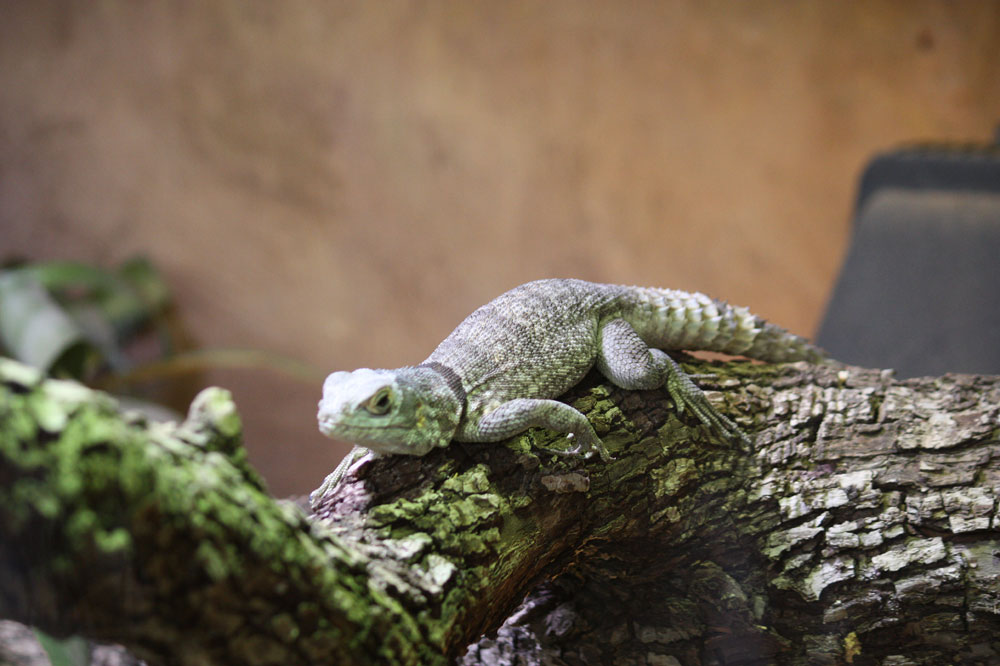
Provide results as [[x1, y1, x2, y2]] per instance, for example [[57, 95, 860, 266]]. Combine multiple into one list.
[[1, 355, 998, 665]]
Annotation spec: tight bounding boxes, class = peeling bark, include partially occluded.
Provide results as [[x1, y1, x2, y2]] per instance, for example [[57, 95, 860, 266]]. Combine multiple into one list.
[[1, 356, 998, 665]]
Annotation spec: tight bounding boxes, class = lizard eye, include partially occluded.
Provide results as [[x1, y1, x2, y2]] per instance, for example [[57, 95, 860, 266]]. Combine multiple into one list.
[[365, 388, 393, 415]]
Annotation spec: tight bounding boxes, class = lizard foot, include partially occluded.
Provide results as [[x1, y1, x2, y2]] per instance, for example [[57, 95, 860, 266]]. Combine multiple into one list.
[[664, 359, 752, 449], [309, 445, 372, 509], [537, 432, 614, 463]]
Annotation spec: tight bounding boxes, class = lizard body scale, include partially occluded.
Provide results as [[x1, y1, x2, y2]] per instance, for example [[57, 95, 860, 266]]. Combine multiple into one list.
[[312, 279, 824, 503]]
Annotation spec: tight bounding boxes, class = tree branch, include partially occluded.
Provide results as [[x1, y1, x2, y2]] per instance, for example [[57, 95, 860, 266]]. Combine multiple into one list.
[[2, 355, 999, 665]]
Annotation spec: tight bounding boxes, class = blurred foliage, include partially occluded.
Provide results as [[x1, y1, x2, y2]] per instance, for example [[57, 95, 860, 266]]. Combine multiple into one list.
[[0, 257, 174, 382], [0, 257, 323, 398]]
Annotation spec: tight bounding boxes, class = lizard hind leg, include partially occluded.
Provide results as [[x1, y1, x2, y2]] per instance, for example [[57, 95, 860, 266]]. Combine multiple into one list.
[[597, 318, 750, 446], [596, 318, 671, 390]]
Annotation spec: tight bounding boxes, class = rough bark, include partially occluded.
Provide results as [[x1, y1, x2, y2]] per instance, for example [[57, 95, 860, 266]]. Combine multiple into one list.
[[1, 355, 998, 665]]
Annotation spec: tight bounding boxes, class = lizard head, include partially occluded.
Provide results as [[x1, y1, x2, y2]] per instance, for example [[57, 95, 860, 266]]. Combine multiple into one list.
[[317, 367, 459, 456]]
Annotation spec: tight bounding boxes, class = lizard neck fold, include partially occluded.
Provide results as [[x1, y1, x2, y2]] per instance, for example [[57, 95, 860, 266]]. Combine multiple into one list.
[[395, 364, 464, 453], [415, 361, 466, 406]]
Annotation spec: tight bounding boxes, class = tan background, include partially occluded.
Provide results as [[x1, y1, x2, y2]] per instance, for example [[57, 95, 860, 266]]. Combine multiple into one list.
[[2, 2, 998, 496]]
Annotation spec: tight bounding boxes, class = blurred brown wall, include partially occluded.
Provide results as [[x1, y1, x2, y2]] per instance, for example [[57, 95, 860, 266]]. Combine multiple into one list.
[[2, 2, 998, 495]]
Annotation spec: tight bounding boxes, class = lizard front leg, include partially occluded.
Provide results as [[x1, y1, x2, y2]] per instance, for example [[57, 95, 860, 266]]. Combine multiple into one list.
[[309, 445, 373, 508], [470, 399, 613, 462], [597, 317, 750, 446]]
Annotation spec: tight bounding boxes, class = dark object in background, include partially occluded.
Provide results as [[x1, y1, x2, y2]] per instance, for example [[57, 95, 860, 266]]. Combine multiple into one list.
[[818, 138, 1000, 378]]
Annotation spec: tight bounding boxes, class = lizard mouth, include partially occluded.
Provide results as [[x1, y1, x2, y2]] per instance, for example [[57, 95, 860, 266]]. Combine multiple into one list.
[[316, 419, 436, 456], [317, 417, 410, 441]]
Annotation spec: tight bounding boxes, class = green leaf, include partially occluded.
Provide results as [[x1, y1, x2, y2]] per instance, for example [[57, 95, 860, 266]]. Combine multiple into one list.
[[62, 301, 128, 371], [2, 258, 176, 376], [33, 628, 91, 666], [21, 258, 171, 340], [0, 271, 99, 376], [117, 256, 171, 312]]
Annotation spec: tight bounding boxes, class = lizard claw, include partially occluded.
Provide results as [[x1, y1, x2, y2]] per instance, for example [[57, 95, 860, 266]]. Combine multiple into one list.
[[537, 433, 614, 462], [538, 443, 584, 458]]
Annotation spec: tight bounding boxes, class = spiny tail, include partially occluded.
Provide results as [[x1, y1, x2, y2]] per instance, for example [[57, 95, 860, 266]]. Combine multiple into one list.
[[623, 286, 827, 363]]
